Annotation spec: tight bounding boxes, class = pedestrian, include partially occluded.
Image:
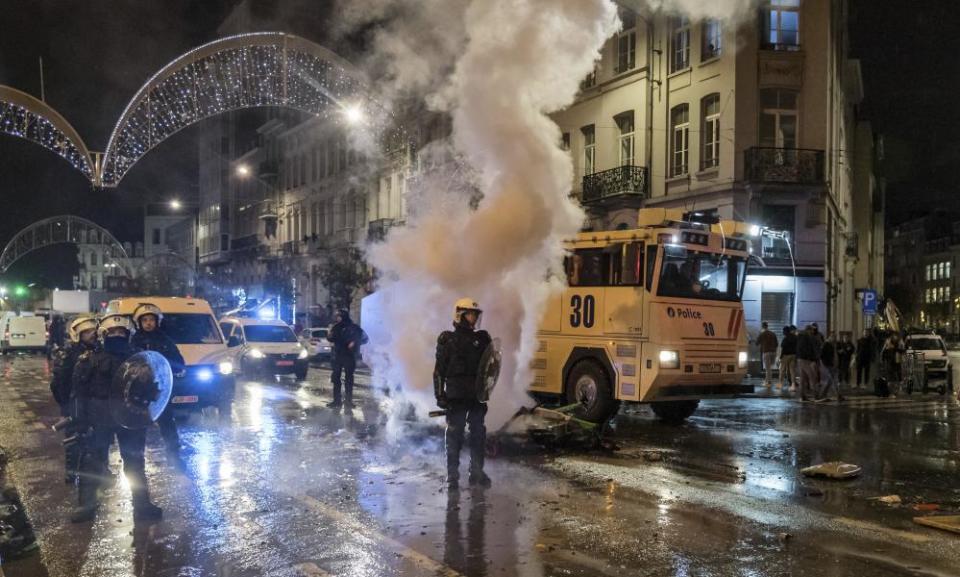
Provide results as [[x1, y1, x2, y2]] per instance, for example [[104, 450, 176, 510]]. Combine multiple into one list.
[[818, 333, 845, 401], [48, 314, 66, 351], [882, 333, 906, 396], [49, 315, 98, 484], [69, 314, 162, 523], [811, 322, 825, 348], [327, 309, 368, 408], [855, 328, 875, 388], [796, 325, 822, 401], [779, 326, 797, 391], [757, 322, 779, 387], [837, 333, 855, 385], [130, 303, 186, 456], [434, 298, 494, 490]]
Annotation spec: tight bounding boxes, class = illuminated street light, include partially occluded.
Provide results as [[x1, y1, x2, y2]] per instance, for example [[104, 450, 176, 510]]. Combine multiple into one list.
[[344, 104, 364, 125], [236, 164, 251, 177], [170, 199, 183, 210]]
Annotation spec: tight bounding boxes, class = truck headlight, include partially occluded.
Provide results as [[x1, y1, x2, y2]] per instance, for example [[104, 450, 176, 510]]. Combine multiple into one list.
[[248, 348, 265, 359], [218, 361, 234, 375], [738, 351, 748, 368], [298, 347, 309, 360], [659, 350, 680, 369]]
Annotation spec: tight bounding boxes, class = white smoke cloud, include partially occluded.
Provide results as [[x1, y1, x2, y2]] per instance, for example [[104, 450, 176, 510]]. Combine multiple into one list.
[[629, 0, 758, 21], [356, 0, 619, 431]]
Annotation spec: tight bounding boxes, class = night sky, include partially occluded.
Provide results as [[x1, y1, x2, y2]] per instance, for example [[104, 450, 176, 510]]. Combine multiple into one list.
[[0, 0, 957, 287]]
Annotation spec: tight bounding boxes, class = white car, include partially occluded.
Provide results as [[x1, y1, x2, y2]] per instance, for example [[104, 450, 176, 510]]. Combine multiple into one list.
[[1, 314, 47, 354], [220, 317, 310, 380], [300, 327, 333, 361], [905, 333, 953, 388]]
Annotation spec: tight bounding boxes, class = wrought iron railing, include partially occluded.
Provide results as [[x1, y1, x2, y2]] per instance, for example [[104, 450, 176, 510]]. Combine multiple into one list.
[[368, 218, 398, 241], [744, 147, 825, 184], [581, 165, 648, 204]]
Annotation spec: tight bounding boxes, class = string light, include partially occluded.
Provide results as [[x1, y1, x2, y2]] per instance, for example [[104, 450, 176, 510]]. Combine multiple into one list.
[[0, 99, 93, 177]]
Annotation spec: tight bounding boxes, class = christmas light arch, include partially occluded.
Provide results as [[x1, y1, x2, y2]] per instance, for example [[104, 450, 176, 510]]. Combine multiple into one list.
[[0, 215, 131, 276]]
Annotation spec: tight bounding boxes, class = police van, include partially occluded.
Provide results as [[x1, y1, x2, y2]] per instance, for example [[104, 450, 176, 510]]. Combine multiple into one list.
[[105, 297, 236, 413], [1, 313, 47, 354]]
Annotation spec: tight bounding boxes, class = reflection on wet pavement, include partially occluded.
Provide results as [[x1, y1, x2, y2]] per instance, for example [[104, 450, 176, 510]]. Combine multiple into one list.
[[1, 354, 959, 576]]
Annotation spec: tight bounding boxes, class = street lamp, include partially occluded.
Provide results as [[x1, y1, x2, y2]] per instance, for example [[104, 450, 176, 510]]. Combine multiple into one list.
[[343, 104, 364, 125], [170, 199, 183, 210], [236, 164, 251, 178]]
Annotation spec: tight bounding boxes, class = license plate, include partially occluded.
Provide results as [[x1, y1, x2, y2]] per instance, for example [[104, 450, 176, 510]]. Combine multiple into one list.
[[276, 360, 294, 367], [699, 363, 722, 374], [171, 395, 199, 404]]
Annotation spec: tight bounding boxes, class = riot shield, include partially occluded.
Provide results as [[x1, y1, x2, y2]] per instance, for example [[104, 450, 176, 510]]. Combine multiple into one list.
[[476, 338, 502, 403], [109, 351, 173, 429]]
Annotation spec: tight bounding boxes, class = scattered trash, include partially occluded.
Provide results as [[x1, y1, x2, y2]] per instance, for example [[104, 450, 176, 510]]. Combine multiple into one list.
[[800, 462, 862, 479], [642, 451, 663, 462], [777, 532, 792, 542], [913, 515, 960, 535], [913, 503, 940, 512], [871, 495, 902, 504]]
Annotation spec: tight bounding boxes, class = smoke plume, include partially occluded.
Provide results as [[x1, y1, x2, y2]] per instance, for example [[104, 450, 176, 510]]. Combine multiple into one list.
[[356, 0, 619, 430]]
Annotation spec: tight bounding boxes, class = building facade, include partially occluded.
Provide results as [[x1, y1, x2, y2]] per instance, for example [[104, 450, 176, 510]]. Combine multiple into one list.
[[549, 0, 883, 345]]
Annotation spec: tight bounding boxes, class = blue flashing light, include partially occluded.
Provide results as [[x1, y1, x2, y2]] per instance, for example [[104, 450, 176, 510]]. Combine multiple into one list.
[[196, 368, 214, 382], [257, 307, 276, 320]]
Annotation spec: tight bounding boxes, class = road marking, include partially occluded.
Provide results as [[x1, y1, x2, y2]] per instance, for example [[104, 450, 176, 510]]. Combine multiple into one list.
[[835, 516, 931, 544], [292, 493, 464, 577]]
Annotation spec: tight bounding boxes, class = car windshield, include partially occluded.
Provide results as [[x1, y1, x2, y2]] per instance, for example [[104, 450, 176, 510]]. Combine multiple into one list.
[[657, 245, 746, 302], [908, 338, 945, 352], [245, 325, 298, 343], [161, 314, 223, 345], [311, 329, 328, 339]]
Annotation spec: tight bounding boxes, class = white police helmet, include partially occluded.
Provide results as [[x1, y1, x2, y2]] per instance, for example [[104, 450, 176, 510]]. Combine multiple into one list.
[[68, 315, 99, 343], [132, 303, 163, 326], [97, 313, 135, 338], [453, 298, 482, 326]]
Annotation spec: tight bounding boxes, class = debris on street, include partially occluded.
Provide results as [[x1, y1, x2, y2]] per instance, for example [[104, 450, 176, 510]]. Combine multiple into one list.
[[913, 516, 960, 535], [871, 495, 903, 504], [800, 461, 862, 479]]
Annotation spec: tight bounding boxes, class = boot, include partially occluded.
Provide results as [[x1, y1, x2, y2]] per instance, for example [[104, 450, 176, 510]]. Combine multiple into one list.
[[326, 399, 342, 408], [468, 470, 492, 488]]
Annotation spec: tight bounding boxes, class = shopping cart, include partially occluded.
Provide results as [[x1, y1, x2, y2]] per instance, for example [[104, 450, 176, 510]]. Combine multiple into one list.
[[903, 351, 940, 395]]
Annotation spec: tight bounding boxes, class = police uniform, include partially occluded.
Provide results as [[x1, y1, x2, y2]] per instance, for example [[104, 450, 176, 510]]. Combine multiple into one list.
[[434, 299, 493, 488], [131, 326, 184, 452], [70, 317, 161, 522], [50, 341, 92, 482], [328, 310, 367, 407]]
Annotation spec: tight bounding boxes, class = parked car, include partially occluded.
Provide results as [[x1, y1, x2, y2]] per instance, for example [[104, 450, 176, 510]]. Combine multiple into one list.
[[1, 314, 47, 354], [906, 331, 953, 389], [300, 327, 333, 362], [220, 317, 310, 380], [105, 297, 236, 414]]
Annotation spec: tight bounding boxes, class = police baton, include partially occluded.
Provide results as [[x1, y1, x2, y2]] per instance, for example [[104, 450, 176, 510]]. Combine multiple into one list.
[[428, 410, 447, 418]]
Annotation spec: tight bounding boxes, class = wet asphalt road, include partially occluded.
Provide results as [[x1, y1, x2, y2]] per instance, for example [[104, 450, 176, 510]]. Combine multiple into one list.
[[1, 354, 960, 577]]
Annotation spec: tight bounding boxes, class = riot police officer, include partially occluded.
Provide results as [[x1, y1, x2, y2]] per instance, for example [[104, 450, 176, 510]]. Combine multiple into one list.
[[434, 298, 493, 490], [70, 314, 162, 523], [50, 315, 98, 483], [130, 303, 184, 454], [327, 309, 367, 409]]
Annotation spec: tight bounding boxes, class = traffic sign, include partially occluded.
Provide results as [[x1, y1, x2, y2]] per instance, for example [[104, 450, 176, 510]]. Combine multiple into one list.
[[862, 289, 877, 314]]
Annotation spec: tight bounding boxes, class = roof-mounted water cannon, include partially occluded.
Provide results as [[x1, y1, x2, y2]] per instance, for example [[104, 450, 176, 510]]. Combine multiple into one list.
[[637, 208, 712, 232]]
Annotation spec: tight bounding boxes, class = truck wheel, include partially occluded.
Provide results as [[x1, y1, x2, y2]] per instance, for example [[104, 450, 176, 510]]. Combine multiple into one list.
[[565, 359, 619, 423], [650, 400, 699, 423]]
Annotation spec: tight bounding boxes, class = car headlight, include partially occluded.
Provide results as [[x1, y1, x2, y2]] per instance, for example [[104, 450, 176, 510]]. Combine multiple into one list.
[[298, 347, 309, 359], [218, 361, 234, 375], [659, 350, 680, 369], [249, 348, 265, 359], [738, 351, 748, 368]]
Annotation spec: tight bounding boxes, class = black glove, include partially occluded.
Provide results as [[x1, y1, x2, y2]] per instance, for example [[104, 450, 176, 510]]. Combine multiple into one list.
[[436, 395, 448, 409]]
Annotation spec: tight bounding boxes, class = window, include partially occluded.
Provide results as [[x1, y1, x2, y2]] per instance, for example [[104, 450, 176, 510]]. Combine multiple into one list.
[[90, 251, 98, 266], [670, 104, 689, 176], [701, 94, 721, 170], [947, 286, 952, 301], [926, 264, 933, 281], [580, 65, 597, 90], [582, 125, 596, 176], [561, 132, 570, 151], [657, 245, 746, 301], [152, 228, 161, 245], [565, 243, 644, 287], [764, 0, 800, 49], [760, 204, 795, 260], [244, 325, 299, 343], [616, 9, 637, 73], [670, 16, 690, 72], [940, 262, 947, 279], [947, 261, 953, 278], [759, 89, 798, 149], [161, 313, 223, 345], [702, 19, 722, 60], [616, 111, 635, 167]]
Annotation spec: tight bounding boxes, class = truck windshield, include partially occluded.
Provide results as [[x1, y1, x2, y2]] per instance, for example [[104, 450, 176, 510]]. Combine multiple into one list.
[[657, 245, 746, 301], [161, 314, 223, 345], [245, 325, 298, 343]]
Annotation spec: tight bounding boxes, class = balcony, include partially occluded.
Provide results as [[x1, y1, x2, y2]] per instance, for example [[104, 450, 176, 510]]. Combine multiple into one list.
[[581, 165, 647, 206], [258, 161, 279, 179], [745, 147, 825, 185], [368, 218, 398, 242], [281, 241, 302, 257]]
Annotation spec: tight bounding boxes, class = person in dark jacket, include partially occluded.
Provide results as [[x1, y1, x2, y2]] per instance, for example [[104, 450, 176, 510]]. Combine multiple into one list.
[[435, 298, 494, 490], [50, 315, 98, 483], [818, 333, 845, 401], [70, 314, 162, 523], [130, 304, 185, 455], [778, 326, 798, 390], [796, 325, 821, 401], [327, 309, 367, 408], [836, 333, 855, 385], [855, 329, 875, 388]]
